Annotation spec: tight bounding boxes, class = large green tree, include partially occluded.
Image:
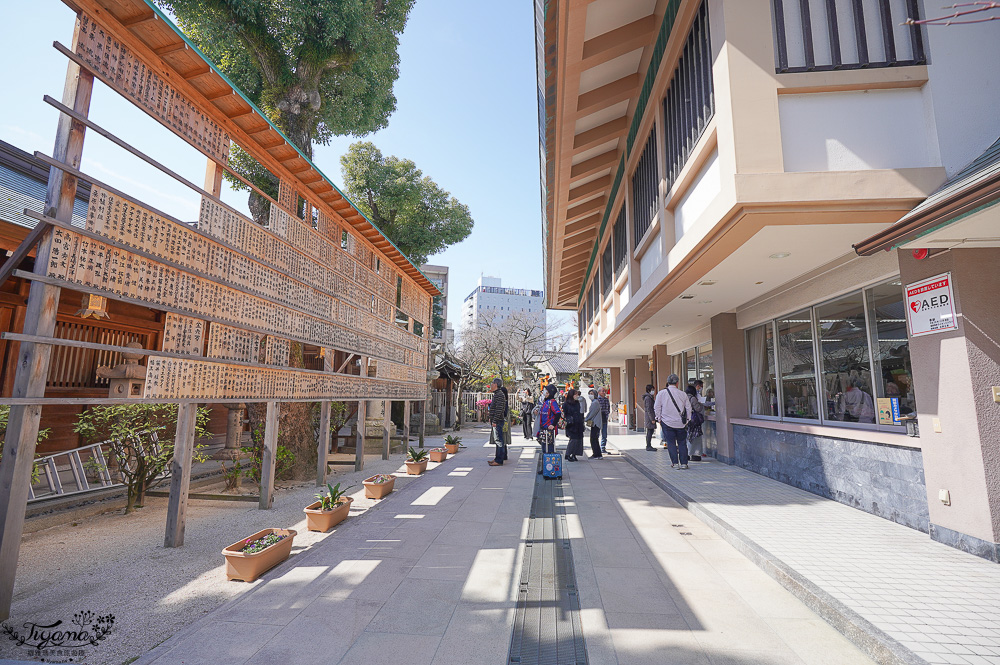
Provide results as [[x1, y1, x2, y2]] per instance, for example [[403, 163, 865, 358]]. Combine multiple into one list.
[[158, 0, 413, 154], [340, 141, 474, 265]]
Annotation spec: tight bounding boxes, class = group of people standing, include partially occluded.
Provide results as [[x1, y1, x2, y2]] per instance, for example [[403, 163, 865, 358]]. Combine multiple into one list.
[[641, 374, 707, 469], [486, 378, 613, 466]]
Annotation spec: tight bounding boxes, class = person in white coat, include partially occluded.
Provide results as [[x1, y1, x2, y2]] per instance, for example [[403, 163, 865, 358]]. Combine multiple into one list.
[[654, 374, 694, 469]]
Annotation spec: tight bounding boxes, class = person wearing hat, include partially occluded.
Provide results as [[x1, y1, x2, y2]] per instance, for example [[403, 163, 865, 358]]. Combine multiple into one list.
[[654, 374, 694, 469]]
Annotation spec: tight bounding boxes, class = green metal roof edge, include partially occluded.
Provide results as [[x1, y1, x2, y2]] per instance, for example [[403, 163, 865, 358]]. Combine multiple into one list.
[[577, 0, 681, 304], [891, 196, 1000, 250], [140, 0, 435, 288]]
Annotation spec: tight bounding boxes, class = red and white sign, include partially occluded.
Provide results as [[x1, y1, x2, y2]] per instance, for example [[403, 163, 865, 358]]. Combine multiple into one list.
[[905, 272, 958, 337]]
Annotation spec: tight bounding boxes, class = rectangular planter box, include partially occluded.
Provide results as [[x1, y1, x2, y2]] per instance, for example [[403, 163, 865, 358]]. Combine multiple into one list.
[[364, 474, 396, 499], [429, 450, 447, 463], [303, 496, 353, 532], [222, 528, 296, 582], [405, 460, 428, 475], [445, 444, 460, 455]]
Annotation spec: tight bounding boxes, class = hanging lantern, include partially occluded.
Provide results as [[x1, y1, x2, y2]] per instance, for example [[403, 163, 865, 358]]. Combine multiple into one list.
[[77, 294, 110, 320]]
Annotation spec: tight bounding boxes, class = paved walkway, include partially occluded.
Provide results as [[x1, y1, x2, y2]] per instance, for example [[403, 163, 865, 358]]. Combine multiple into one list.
[[127, 431, 873, 665], [610, 429, 1000, 665]]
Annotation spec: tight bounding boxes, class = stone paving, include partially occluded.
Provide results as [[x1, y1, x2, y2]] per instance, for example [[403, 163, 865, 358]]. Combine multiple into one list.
[[123, 430, 874, 665], [610, 429, 1000, 665]]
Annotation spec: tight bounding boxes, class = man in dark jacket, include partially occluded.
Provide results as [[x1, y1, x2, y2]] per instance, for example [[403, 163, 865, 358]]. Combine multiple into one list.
[[488, 378, 509, 466], [642, 384, 659, 451]]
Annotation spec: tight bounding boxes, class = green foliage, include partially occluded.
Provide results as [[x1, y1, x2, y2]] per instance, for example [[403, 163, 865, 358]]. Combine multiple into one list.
[[315, 481, 352, 511], [241, 443, 296, 484], [157, 0, 413, 150], [406, 446, 429, 462], [432, 295, 445, 340], [219, 449, 244, 491], [443, 434, 462, 446], [340, 142, 474, 264], [73, 404, 211, 513]]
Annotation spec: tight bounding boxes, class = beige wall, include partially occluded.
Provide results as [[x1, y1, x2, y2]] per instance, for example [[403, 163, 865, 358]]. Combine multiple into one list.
[[899, 248, 1000, 544], [711, 312, 749, 461], [737, 250, 900, 329]]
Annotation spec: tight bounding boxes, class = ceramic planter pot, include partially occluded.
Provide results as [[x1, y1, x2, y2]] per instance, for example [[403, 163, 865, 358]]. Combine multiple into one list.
[[405, 459, 428, 475], [303, 497, 353, 532], [429, 450, 447, 463], [445, 443, 460, 455], [222, 528, 296, 582], [364, 474, 396, 499]]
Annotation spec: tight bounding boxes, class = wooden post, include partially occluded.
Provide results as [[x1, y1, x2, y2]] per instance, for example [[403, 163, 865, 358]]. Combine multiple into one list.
[[402, 400, 411, 448], [258, 401, 279, 509], [317, 401, 331, 486], [382, 400, 391, 460], [355, 399, 367, 472], [0, 30, 93, 621], [164, 403, 198, 547]]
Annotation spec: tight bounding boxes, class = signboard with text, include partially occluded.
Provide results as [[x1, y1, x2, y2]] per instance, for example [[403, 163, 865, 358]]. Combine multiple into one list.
[[905, 273, 958, 337]]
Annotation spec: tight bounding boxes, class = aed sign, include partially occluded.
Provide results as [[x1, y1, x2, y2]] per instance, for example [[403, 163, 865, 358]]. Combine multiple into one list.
[[905, 272, 958, 337]]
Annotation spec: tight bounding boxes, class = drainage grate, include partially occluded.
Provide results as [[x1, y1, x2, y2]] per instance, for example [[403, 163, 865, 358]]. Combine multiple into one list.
[[508, 466, 587, 665]]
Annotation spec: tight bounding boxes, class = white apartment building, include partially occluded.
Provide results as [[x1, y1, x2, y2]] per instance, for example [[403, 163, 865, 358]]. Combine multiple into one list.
[[420, 264, 449, 346], [461, 276, 546, 331]]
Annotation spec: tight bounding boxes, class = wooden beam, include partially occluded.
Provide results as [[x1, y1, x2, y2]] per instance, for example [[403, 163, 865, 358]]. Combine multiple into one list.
[[226, 107, 254, 119], [566, 196, 606, 222], [577, 73, 640, 116], [258, 401, 279, 509], [382, 400, 391, 461], [120, 11, 157, 28], [317, 401, 331, 486], [573, 117, 628, 152], [164, 403, 197, 547], [568, 175, 611, 204], [204, 89, 233, 102], [355, 391, 367, 472], [0, 222, 47, 287], [564, 214, 601, 239], [570, 150, 619, 182], [0, 24, 93, 621], [181, 65, 211, 80], [402, 401, 411, 449], [581, 15, 657, 68], [154, 41, 187, 57]]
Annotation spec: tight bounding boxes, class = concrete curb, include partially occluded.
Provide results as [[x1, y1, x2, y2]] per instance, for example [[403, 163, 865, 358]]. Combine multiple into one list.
[[621, 453, 928, 665]]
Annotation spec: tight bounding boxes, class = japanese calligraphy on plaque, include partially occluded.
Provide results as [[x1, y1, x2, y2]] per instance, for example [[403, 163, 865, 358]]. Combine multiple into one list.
[[39, 10, 436, 403], [76, 14, 230, 163]]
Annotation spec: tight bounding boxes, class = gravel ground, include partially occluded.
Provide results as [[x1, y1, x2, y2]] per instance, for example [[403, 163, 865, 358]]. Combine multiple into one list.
[[0, 429, 486, 665]]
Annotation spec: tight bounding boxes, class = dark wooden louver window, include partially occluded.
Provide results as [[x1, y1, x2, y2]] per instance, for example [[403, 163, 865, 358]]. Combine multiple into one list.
[[663, 0, 714, 197], [630, 130, 659, 249], [612, 207, 627, 276], [601, 244, 613, 297], [772, 0, 925, 73]]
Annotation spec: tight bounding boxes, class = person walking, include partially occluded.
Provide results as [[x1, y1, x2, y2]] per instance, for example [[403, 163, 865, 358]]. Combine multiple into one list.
[[584, 388, 604, 459], [538, 383, 561, 453], [521, 389, 535, 439], [563, 389, 585, 462], [597, 388, 611, 453], [487, 378, 509, 467], [642, 383, 658, 451], [686, 381, 706, 439], [654, 374, 693, 469]]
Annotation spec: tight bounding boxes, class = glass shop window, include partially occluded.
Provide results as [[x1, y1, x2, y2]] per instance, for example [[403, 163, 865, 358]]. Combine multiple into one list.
[[747, 323, 779, 417], [777, 310, 819, 420], [867, 281, 917, 419], [817, 293, 875, 424]]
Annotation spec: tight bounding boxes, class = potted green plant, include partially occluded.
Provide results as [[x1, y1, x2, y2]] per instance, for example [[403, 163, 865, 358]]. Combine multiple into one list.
[[405, 447, 429, 475], [303, 482, 354, 532], [222, 528, 297, 582], [443, 434, 461, 455], [429, 447, 448, 463], [363, 473, 396, 499]]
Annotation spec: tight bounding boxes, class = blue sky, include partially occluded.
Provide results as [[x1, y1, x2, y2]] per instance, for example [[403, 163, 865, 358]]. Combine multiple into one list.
[[0, 0, 573, 335]]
